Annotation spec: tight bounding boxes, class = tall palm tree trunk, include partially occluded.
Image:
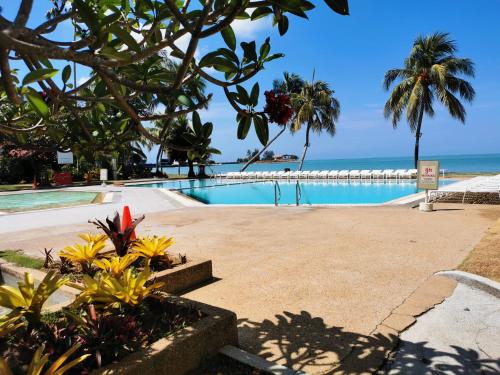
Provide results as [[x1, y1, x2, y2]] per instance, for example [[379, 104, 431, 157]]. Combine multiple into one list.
[[298, 124, 311, 171], [414, 103, 425, 169], [187, 159, 196, 178], [240, 126, 286, 172]]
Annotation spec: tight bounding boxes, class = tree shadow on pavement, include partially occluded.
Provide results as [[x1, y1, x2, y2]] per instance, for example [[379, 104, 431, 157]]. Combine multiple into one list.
[[237, 310, 498, 374]]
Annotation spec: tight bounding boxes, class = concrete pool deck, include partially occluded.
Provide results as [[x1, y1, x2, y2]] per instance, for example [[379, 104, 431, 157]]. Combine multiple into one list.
[[1, 203, 499, 373]]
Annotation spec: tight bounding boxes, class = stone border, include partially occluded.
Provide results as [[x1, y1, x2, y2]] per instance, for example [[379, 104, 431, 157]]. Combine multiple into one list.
[[437, 270, 500, 298], [220, 345, 307, 375], [93, 294, 238, 374], [151, 258, 213, 295]]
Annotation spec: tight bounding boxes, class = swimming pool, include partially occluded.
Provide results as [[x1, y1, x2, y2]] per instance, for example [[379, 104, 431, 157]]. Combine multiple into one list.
[[129, 179, 242, 190], [0, 191, 100, 212], [142, 179, 455, 205]]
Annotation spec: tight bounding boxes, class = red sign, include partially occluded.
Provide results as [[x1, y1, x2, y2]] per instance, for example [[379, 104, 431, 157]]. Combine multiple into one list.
[[53, 172, 73, 186]]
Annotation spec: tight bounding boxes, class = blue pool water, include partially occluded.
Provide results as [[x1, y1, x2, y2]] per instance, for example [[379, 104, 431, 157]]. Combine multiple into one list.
[[141, 179, 455, 205], [0, 191, 99, 212], [160, 154, 500, 175]]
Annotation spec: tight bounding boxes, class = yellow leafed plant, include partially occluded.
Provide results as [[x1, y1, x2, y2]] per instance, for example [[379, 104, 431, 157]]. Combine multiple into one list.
[[93, 254, 139, 277], [72, 267, 164, 307], [132, 236, 175, 259], [0, 314, 24, 338], [0, 271, 67, 324], [78, 233, 108, 245], [59, 241, 106, 271], [0, 342, 90, 375]]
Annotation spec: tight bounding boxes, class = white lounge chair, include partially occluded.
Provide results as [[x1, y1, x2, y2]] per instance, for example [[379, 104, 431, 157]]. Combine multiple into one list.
[[371, 170, 384, 179], [349, 170, 361, 179], [360, 170, 372, 179], [394, 169, 407, 179], [328, 170, 340, 179], [272, 171, 284, 179], [290, 171, 301, 179], [398, 170, 412, 179], [338, 170, 350, 179], [383, 169, 397, 179], [407, 169, 418, 179], [300, 171, 312, 179], [309, 170, 321, 179], [261, 171, 272, 179], [318, 170, 329, 179]]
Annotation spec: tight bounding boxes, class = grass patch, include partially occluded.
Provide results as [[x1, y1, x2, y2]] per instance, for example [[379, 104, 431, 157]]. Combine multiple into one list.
[[0, 250, 44, 269], [0, 184, 32, 192], [458, 219, 500, 282]]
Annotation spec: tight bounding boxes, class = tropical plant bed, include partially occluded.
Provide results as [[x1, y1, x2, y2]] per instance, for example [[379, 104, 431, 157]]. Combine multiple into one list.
[[1, 263, 236, 374], [39, 211, 213, 294]]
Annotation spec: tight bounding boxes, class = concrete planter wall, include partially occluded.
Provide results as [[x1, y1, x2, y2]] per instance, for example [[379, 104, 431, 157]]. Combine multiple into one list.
[[93, 294, 238, 375], [152, 258, 213, 294]]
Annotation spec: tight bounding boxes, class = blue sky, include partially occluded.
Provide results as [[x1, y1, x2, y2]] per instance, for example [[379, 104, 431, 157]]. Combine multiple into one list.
[[4, 1, 500, 162]]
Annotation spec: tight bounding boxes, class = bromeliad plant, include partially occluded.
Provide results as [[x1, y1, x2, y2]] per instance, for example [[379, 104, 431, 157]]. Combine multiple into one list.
[[0, 343, 90, 375], [59, 241, 106, 275], [72, 267, 164, 308], [90, 212, 145, 256], [0, 271, 67, 327], [132, 236, 175, 270], [93, 254, 140, 278]]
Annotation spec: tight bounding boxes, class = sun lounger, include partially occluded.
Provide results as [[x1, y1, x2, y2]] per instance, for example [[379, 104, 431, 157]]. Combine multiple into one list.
[[328, 170, 340, 179], [371, 170, 384, 179], [360, 170, 372, 179], [338, 170, 350, 179], [318, 170, 329, 179], [349, 170, 361, 179], [283, 171, 292, 179], [398, 169, 412, 179], [300, 171, 312, 179], [309, 170, 321, 179], [290, 171, 301, 179], [261, 171, 272, 179], [393, 169, 407, 179], [383, 169, 396, 179]]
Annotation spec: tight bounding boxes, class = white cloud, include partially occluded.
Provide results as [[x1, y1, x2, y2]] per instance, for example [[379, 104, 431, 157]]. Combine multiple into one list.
[[77, 76, 90, 86], [231, 17, 272, 39]]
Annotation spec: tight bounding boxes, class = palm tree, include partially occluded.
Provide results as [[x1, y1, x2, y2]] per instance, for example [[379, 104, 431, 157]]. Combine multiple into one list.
[[292, 80, 340, 171], [240, 72, 304, 172], [384, 32, 475, 168]]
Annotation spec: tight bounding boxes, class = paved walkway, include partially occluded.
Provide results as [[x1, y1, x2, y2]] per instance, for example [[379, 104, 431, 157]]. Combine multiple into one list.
[[0, 185, 183, 233], [385, 279, 500, 374], [2, 203, 499, 373]]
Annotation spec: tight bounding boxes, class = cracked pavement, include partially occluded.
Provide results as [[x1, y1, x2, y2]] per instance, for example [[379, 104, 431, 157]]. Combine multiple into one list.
[[385, 281, 500, 374]]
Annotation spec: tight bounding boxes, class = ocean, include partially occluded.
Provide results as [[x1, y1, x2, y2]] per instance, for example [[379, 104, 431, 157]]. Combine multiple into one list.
[[161, 153, 500, 175]]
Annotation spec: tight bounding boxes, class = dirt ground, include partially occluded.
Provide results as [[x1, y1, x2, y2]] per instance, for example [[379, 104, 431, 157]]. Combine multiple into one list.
[[459, 218, 500, 282], [2, 203, 499, 373]]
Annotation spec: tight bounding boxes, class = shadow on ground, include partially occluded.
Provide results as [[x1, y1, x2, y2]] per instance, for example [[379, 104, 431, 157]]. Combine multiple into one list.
[[238, 310, 498, 374]]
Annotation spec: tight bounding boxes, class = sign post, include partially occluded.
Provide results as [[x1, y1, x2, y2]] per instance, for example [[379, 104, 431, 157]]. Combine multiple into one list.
[[417, 160, 439, 212], [100, 168, 108, 187], [57, 151, 74, 165]]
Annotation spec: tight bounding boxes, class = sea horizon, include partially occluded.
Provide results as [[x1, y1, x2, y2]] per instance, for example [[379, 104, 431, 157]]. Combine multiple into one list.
[[161, 152, 500, 174]]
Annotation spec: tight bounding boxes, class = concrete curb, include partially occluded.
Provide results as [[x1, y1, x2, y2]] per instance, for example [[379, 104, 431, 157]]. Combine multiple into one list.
[[219, 346, 309, 375], [437, 270, 500, 298]]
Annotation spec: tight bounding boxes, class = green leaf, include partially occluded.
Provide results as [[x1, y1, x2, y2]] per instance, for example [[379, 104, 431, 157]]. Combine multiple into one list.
[[22, 68, 58, 86], [237, 116, 252, 139], [207, 147, 221, 155], [278, 15, 289, 36], [109, 24, 141, 52], [62, 65, 72, 84], [251, 7, 273, 20], [192, 111, 202, 134], [324, 0, 350, 15], [250, 83, 259, 107], [177, 94, 194, 107], [73, 0, 100, 35], [254, 115, 269, 145], [259, 38, 271, 60], [241, 41, 258, 62], [26, 92, 49, 119], [221, 25, 236, 51], [236, 85, 250, 105]]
